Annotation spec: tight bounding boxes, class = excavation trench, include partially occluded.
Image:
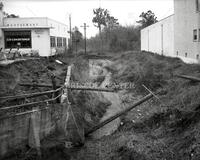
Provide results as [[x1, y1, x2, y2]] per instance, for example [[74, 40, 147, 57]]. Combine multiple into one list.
[[0, 57, 124, 159], [88, 59, 123, 139]]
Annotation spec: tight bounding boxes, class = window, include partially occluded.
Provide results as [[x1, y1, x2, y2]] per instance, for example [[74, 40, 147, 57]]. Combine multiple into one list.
[[50, 36, 56, 47], [193, 29, 198, 41], [196, 0, 200, 11], [63, 38, 66, 47], [57, 37, 62, 47], [4, 31, 31, 49], [199, 29, 200, 41], [185, 52, 188, 57]]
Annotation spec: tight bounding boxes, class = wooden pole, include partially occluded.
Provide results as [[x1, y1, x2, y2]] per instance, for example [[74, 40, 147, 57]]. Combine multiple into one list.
[[19, 83, 116, 92], [176, 75, 200, 82], [85, 92, 154, 136]]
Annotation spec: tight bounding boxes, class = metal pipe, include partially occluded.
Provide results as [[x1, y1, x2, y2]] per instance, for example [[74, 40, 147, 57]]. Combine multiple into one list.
[[0, 103, 57, 121], [0, 93, 62, 111], [0, 86, 64, 101]]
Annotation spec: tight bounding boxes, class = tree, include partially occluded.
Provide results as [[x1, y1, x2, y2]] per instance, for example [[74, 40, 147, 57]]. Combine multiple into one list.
[[3, 12, 19, 18], [71, 26, 83, 53], [72, 26, 83, 42], [105, 16, 119, 29], [137, 10, 158, 28], [92, 7, 110, 34]]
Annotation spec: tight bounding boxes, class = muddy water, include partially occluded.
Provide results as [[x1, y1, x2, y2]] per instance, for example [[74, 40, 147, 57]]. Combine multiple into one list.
[[89, 59, 124, 139]]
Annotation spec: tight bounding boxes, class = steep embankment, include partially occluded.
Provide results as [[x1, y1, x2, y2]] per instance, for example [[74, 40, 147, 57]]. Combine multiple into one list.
[[72, 51, 200, 160]]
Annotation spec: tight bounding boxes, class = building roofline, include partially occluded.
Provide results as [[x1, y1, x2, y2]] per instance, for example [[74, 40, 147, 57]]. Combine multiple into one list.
[[4, 17, 67, 27], [47, 18, 68, 27], [0, 26, 52, 29], [158, 14, 174, 22], [141, 14, 174, 31]]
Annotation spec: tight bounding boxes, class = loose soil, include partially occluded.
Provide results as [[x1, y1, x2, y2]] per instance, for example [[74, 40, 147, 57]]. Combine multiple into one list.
[[1, 51, 200, 160]]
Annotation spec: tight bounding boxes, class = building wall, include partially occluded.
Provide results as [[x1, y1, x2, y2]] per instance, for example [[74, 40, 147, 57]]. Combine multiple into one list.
[[47, 18, 68, 55], [174, 0, 200, 63], [1, 17, 68, 57], [141, 15, 174, 57], [31, 28, 51, 57]]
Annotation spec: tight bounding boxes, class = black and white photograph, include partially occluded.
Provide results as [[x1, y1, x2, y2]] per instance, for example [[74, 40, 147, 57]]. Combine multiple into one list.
[[0, 0, 200, 159]]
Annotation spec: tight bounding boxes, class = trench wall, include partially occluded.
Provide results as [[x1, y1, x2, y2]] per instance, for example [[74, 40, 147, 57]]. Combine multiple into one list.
[[0, 102, 68, 158]]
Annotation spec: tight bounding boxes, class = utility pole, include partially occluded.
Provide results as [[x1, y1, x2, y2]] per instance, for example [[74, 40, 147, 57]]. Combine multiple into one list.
[[81, 23, 89, 55], [69, 14, 73, 53]]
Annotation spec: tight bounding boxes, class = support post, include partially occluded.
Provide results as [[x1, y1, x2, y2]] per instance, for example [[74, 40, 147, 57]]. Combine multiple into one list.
[[28, 110, 41, 157]]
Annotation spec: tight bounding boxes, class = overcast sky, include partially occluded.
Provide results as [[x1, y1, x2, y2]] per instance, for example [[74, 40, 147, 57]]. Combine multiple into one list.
[[3, 0, 174, 37]]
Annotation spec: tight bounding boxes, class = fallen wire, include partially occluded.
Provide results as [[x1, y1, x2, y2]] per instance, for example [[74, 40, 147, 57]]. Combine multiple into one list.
[[0, 86, 64, 101], [0, 93, 62, 120]]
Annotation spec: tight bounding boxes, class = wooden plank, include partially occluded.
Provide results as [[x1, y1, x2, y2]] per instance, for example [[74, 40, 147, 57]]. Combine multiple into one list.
[[28, 109, 41, 157]]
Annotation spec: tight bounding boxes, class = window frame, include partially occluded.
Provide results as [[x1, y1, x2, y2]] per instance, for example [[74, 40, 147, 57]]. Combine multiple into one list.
[[196, 0, 200, 12], [57, 37, 63, 47], [199, 29, 200, 41], [193, 29, 198, 41], [63, 38, 67, 47], [50, 36, 56, 47]]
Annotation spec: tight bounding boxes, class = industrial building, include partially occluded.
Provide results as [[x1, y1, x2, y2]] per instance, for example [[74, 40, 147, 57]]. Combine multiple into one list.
[[0, 3, 68, 57], [141, 0, 200, 63]]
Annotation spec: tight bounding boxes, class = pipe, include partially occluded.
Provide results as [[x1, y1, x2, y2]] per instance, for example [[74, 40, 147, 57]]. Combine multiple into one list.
[[176, 75, 200, 82], [19, 83, 116, 92], [0, 93, 62, 111], [0, 86, 64, 101], [85, 92, 154, 136]]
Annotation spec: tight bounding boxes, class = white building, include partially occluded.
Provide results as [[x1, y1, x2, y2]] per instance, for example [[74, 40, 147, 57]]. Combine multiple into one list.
[[0, 3, 68, 57], [141, 0, 200, 63]]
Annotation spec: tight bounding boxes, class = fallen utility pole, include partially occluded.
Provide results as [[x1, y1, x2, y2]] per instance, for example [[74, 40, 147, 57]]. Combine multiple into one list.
[[85, 92, 155, 136], [19, 83, 116, 92], [69, 87, 116, 92], [176, 75, 200, 82]]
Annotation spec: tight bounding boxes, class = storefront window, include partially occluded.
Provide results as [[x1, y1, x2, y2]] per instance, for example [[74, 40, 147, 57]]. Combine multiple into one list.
[[57, 37, 62, 47], [4, 31, 31, 49], [63, 38, 67, 47], [50, 36, 56, 47]]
